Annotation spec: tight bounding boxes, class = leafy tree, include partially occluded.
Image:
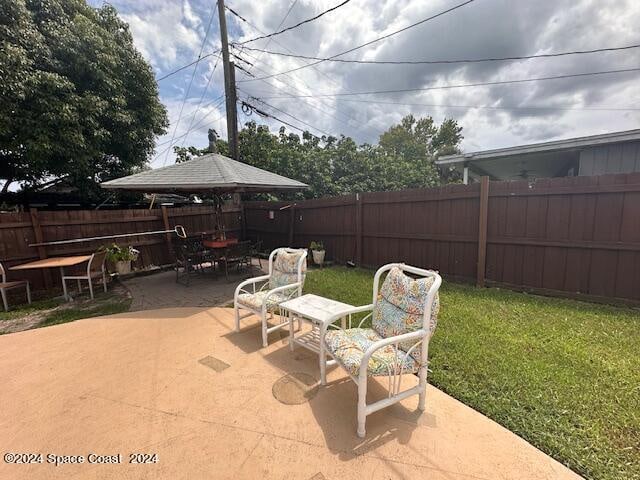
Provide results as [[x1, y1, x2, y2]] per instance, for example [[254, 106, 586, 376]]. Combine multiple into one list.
[[0, 0, 168, 195], [230, 115, 463, 198]]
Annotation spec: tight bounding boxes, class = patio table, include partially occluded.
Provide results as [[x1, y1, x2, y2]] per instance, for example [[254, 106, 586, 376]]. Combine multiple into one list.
[[10, 255, 92, 301], [202, 238, 238, 249], [279, 294, 355, 382]]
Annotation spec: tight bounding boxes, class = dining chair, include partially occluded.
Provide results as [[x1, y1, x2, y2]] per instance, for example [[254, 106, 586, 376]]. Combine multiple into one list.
[[0, 262, 31, 311], [61, 251, 108, 300]]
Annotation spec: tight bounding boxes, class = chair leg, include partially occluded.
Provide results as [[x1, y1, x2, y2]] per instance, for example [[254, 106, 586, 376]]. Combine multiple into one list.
[[77, 279, 82, 293], [88, 278, 94, 300], [102, 268, 107, 292], [357, 374, 368, 438], [26, 283, 31, 305], [418, 347, 429, 411], [62, 277, 69, 301], [234, 303, 241, 332], [1, 288, 8, 312], [261, 309, 268, 348]]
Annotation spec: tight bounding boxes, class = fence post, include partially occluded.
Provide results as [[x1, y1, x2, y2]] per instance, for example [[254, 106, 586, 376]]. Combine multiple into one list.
[[29, 208, 52, 289], [288, 205, 296, 246], [476, 176, 489, 287], [355, 193, 363, 266], [161, 206, 173, 259]]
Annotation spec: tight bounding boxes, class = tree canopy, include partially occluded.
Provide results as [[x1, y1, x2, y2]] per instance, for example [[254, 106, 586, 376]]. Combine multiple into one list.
[[0, 0, 168, 195], [175, 114, 463, 199]]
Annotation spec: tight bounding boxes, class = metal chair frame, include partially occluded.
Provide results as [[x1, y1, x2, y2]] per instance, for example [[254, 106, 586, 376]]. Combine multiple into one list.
[[320, 263, 442, 437], [233, 247, 307, 347], [61, 251, 108, 300], [0, 262, 31, 312]]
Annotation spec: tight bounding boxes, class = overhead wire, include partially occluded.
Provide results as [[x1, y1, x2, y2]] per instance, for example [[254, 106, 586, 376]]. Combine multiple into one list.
[[244, 0, 299, 75], [180, 52, 222, 147], [245, 95, 333, 136], [226, 10, 361, 126], [316, 97, 640, 112], [236, 0, 478, 82], [156, 51, 219, 82], [256, 67, 640, 98], [235, 43, 640, 66], [161, 1, 218, 166], [233, 48, 365, 132], [241, 100, 321, 136], [153, 95, 226, 163], [230, 0, 351, 45]]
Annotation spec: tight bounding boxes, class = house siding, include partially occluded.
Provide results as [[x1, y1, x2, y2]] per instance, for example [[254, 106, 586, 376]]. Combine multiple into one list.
[[579, 141, 640, 176]]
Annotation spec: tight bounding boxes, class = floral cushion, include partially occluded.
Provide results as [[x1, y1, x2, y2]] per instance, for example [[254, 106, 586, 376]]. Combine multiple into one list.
[[269, 250, 306, 290], [324, 328, 418, 377], [236, 290, 292, 312], [372, 267, 440, 360]]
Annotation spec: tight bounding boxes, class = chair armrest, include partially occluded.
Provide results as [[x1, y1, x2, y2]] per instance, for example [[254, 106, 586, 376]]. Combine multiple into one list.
[[336, 304, 374, 316], [359, 329, 427, 378], [263, 282, 301, 303], [234, 275, 270, 301], [320, 304, 374, 335]]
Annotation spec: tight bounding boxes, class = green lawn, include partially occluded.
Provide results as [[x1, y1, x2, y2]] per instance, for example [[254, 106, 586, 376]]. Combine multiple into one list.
[[0, 289, 131, 334], [304, 267, 640, 480]]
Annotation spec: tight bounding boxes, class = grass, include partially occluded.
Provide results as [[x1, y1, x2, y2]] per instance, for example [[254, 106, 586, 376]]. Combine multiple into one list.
[[0, 288, 132, 334], [304, 267, 640, 480]]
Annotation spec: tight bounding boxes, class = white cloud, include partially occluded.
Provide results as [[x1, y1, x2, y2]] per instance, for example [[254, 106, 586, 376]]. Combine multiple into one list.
[[103, 0, 640, 165]]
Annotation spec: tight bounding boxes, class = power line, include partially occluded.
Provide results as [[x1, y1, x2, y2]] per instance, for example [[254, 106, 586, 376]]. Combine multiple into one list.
[[245, 95, 333, 136], [236, 43, 640, 66], [180, 52, 222, 147], [155, 94, 226, 148], [315, 97, 640, 112], [245, 0, 299, 75], [233, 49, 366, 132], [241, 100, 312, 135], [231, 0, 352, 45], [223, 1, 361, 115], [152, 96, 226, 163], [257, 67, 640, 98], [237, 0, 477, 82], [162, 2, 218, 166], [156, 51, 219, 82]]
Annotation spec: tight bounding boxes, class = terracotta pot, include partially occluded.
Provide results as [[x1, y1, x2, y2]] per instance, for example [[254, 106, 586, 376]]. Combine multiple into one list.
[[312, 250, 325, 266]]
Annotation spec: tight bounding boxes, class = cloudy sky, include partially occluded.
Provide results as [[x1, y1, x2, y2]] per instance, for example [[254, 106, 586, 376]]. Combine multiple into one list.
[[88, 0, 640, 167]]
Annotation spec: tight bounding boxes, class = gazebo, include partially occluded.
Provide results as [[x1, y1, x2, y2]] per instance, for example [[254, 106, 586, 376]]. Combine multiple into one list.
[[100, 153, 308, 193], [101, 153, 308, 244]]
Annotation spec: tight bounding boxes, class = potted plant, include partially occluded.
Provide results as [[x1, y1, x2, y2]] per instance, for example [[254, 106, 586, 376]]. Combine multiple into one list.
[[309, 241, 325, 266], [105, 243, 139, 275]]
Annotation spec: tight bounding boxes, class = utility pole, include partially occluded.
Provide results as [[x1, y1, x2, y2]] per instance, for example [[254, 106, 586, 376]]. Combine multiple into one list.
[[217, 0, 239, 160]]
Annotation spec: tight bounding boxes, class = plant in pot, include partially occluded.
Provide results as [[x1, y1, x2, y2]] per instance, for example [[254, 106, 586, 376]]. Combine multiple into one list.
[[105, 243, 139, 275], [309, 241, 325, 266]]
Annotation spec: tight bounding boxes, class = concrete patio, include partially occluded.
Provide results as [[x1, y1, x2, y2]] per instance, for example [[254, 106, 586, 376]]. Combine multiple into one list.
[[0, 306, 580, 479], [124, 260, 266, 311]]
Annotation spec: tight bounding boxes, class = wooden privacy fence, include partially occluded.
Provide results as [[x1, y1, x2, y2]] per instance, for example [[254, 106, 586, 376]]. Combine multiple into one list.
[[244, 173, 640, 305], [0, 205, 242, 291]]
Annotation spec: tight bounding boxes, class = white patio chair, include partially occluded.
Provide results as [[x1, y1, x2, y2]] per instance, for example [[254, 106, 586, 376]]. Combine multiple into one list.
[[320, 263, 441, 437], [234, 247, 307, 348], [0, 262, 31, 312], [61, 251, 108, 300]]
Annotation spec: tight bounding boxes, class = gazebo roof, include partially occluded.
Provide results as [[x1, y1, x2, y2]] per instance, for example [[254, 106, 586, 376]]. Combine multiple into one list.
[[101, 154, 308, 193]]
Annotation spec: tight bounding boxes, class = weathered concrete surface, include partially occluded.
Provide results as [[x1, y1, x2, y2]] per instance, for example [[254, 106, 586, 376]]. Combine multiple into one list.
[[0, 308, 581, 480]]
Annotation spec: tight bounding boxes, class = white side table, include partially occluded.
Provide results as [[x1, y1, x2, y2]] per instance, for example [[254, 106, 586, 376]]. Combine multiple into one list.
[[279, 294, 355, 383]]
